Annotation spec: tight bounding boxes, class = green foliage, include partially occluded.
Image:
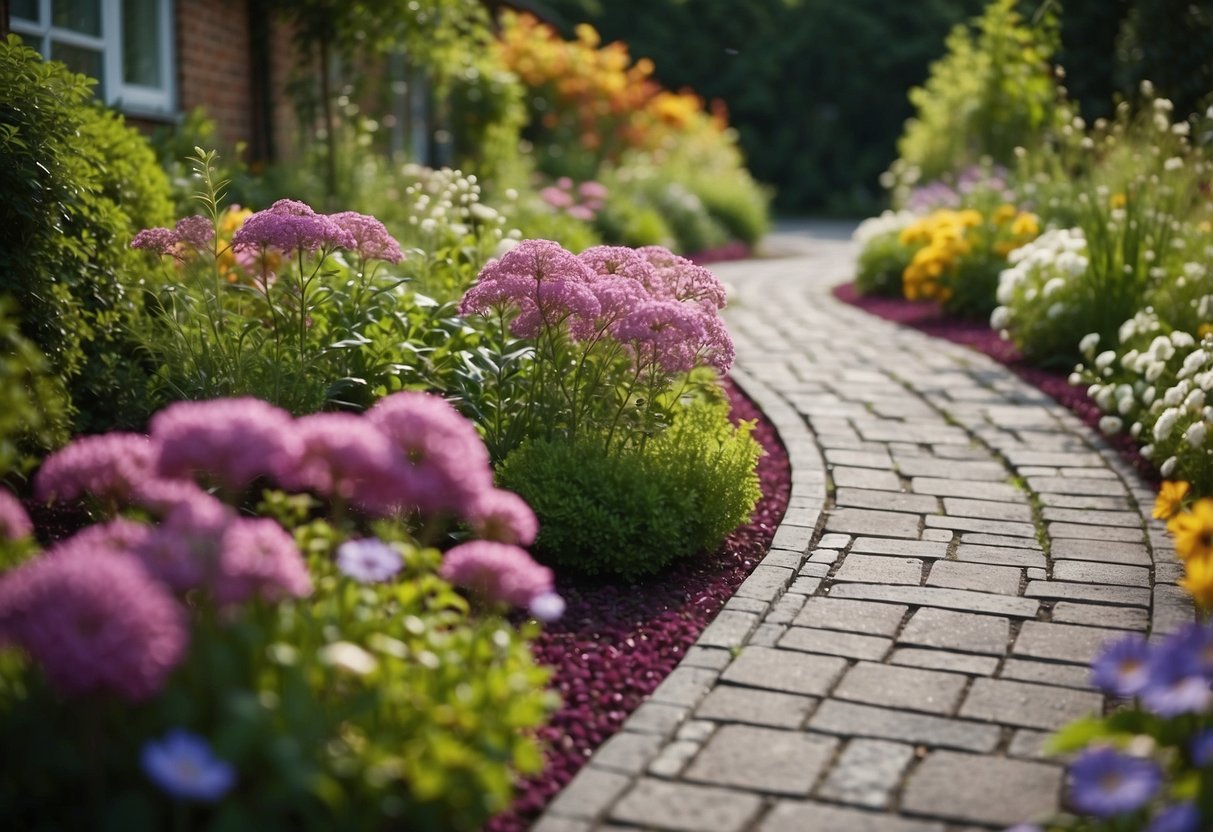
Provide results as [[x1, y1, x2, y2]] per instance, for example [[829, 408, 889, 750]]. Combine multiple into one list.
[[896, 0, 1064, 184], [0, 35, 173, 432], [0, 300, 69, 479], [498, 397, 761, 580], [594, 197, 675, 249], [855, 229, 916, 297]]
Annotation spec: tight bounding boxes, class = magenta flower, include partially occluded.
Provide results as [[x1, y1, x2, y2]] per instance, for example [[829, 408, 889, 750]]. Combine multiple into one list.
[[134, 493, 233, 593], [439, 540, 554, 608], [61, 518, 155, 559], [231, 199, 354, 254], [34, 432, 156, 505], [567, 205, 595, 222], [539, 186, 574, 209], [699, 313, 736, 373], [151, 397, 301, 492], [578, 181, 608, 201], [328, 211, 404, 263], [211, 517, 312, 607], [507, 278, 601, 338], [131, 226, 181, 257], [279, 413, 406, 511], [367, 391, 494, 516], [467, 488, 539, 546], [636, 246, 727, 309], [173, 215, 215, 250], [579, 245, 660, 289], [336, 538, 404, 583], [142, 730, 235, 802], [0, 546, 188, 700], [612, 299, 709, 374], [0, 489, 32, 540]]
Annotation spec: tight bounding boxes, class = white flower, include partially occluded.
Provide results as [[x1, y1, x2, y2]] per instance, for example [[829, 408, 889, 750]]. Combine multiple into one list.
[[1142, 386, 1157, 406], [1048, 303, 1065, 319], [1068, 372, 1084, 386], [1186, 389, 1207, 411], [1095, 350, 1118, 370], [319, 642, 378, 676], [1161, 456, 1178, 477], [1181, 350, 1209, 376], [1164, 381, 1190, 407], [1154, 407, 1181, 440], [1131, 421, 1142, 438], [1185, 421, 1208, 449], [1094, 385, 1116, 410], [1099, 416, 1123, 435], [529, 591, 566, 622], [1172, 331, 1196, 350], [990, 306, 1011, 330], [1141, 444, 1154, 459], [1164, 157, 1184, 171], [1042, 277, 1066, 298], [1149, 336, 1175, 361], [1117, 396, 1135, 416], [1079, 333, 1100, 357]]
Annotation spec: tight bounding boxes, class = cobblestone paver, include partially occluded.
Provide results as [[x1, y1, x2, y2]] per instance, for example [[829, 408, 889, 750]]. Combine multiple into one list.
[[534, 226, 1195, 830]]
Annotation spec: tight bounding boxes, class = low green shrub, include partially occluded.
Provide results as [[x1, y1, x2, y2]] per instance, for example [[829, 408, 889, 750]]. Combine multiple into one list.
[[594, 197, 675, 249], [498, 397, 761, 580], [852, 213, 918, 297], [0, 35, 172, 432], [688, 171, 770, 247], [0, 300, 69, 479]]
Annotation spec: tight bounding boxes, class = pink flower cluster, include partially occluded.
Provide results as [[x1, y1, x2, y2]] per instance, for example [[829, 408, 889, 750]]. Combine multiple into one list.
[[439, 541, 558, 619], [0, 489, 32, 540], [459, 240, 734, 374], [134, 202, 404, 265], [539, 177, 608, 222]]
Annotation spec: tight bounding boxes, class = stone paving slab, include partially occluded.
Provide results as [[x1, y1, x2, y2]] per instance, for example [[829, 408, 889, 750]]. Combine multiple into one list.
[[535, 230, 1192, 832]]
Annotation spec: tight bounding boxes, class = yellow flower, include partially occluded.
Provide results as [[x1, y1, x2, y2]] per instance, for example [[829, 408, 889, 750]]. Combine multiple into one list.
[[1109, 192, 1127, 209], [1010, 212, 1040, 238], [1154, 480, 1191, 520], [1180, 552, 1213, 610], [993, 204, 1017, 225], [957, 209, 983, 228], [1167, 497, 1213, 561], [1200, 323, 1213, 340], [993, 240, 1017, 258]]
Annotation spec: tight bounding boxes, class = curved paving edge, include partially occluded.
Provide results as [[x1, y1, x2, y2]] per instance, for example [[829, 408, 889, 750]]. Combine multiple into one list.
[[531, 229, 1196, 832]]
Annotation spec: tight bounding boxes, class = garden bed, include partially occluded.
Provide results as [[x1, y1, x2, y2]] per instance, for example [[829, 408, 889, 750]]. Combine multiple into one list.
[[487, 377, 791, 831], [833, 282, 1159, 486]]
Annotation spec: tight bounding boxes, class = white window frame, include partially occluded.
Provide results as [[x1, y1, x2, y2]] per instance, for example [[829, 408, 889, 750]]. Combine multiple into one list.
[[10, 0, 176, 118]]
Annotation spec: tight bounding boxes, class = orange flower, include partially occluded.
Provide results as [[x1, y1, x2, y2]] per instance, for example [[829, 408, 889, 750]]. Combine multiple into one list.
[[1167, 497, 1213, 561], [1180, 552, 1213, 610], [1153, 480, 1191, 520]]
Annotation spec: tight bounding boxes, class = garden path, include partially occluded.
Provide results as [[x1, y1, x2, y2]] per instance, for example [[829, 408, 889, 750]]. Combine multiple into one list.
[[533, 222, 1195, 832]]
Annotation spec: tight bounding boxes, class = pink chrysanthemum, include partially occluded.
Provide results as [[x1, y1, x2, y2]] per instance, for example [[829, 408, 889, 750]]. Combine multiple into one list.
[[0, 489, 32, 540], [151, 398, 301, 492], [467, 489, 539, 546], [134, 493, 233, 593], [328, 211, 404, 264], [612, 299, 710, 374], [211, 518, 312, 607], [279, 413, 408, 513], [34, 432, 156, 505], [0, 546, 188, 700], [367, 391, 495, 516], [439, 540, 553, 608], [231, 199, 354, 254]]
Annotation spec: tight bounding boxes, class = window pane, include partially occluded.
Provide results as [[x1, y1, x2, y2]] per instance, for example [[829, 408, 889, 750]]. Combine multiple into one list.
[[51, 41, 104, 97], [123, 0, 162, 88], [12, 0, 40, 23], [52, 0, 102, 36]]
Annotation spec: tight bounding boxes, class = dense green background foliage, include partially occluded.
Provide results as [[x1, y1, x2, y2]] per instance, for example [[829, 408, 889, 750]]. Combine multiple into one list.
[[544, 0, 1213, 213]]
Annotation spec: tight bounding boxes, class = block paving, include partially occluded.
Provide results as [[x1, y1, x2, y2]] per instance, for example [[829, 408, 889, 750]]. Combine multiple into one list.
[[532, 226, 1195, 831]]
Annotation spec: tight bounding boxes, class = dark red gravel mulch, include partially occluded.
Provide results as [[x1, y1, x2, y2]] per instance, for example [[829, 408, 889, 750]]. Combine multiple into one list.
[[486, 377, 791, 831], [832, 282, 1159, 487]]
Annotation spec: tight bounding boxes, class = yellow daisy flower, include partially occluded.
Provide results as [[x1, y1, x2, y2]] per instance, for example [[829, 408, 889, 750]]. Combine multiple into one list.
[[1167, 497, 1213, 562], [1153, 480, 1191, 520]]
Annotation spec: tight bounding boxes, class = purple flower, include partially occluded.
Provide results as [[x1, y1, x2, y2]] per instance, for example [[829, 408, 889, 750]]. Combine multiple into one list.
[[439, 540, 554, 608], [328, 211, 404, 263], [367, 391, 494, 516], [278, 413, 404, 511], [636, 246, 727, 310], [34, 432, 156, 505], [173, 215, 215, 250], [151, 397, 301, 492], [467, 488, 538, 546], [336, 538, 404, 583], [141, 730, 235, 801], [1192, 728, 1213, 765], [612, 299, 709, 374], [62, 518, 155, 558], [0, 489, 32, 540], [699, 313, 736, 373], [211, 517, 312, 607], [1067, 746, 1161, 817], [1091, 633, 1153, 697], [528, 590, 565, 622], [539, 186, 574, 209], [578, 181, 608, 200], [1002, 826, 1043, 832], [0, 546, 188, 700], [133, 493, 233, 593], [1141, 624, 1213, 716], [231, 199, 354, 255], [131, 226, 182, 257], [1147, 802, 1202, 832]]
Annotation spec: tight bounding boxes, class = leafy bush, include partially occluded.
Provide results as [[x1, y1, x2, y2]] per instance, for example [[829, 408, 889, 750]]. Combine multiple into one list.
[[0, 393, 557, 831], [0, 35, 173, 432], [895, 0, 1063, 186], [0, 300, 69, 479], [594, 195, 675, 249], [852, 212, 919, 297], [498, 397, 761, 580]]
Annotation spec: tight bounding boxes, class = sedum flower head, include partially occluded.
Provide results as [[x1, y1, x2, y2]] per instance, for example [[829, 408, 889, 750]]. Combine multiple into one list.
[[328, 211, 404, 263], [439, 540, 555, 608], [231, 199, 354, 254], [280, 412, 405, 512], [0, 546, 188, 700]]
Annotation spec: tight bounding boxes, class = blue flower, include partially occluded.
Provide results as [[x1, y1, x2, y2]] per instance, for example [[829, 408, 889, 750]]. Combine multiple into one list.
[[1090, 633, 1152, 697], [1191, 729, 1213, 766], [141, 730, 235, 801], [335, 538, 403, 584], [1067, 746, 1161, 817], [1147, 802, 1202, 832], [1141, 630, 1213, 717]]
